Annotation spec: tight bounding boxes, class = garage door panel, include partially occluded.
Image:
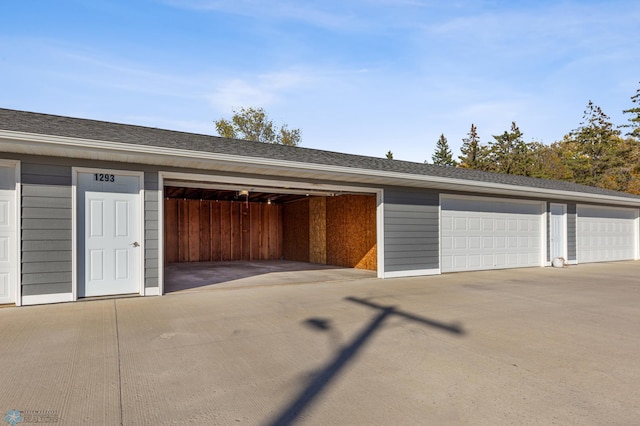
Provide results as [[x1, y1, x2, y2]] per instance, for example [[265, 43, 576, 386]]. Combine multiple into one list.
[[469, 237, 481, 249], [441, 216, 452, 230], [482, 237, 493, 249], [441, 237, 452, 250], [441, 197, 543, 273], [455, 217, 468, 231], [577, 205, 637, 263], [454, 236, 466, 249]]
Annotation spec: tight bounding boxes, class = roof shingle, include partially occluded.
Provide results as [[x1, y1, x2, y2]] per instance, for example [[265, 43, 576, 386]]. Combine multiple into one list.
[[2, 107, 639, 200]]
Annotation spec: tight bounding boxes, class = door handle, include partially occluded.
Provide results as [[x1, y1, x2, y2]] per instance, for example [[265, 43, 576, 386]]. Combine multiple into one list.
[[131, 241, 140, 247]]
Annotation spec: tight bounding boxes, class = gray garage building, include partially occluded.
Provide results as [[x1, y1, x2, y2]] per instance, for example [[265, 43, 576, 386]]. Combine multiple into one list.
[[1, 108, 639, 306]]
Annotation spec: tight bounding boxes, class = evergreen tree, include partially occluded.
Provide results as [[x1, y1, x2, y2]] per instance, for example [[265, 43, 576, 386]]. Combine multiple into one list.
[[386, 150, 394, 159], [432, 134, 456, 166], [566, 101, 622, 186], [621, 82, 640, 139], [458, 124, 484, 169], [487, 122, 531, 175]]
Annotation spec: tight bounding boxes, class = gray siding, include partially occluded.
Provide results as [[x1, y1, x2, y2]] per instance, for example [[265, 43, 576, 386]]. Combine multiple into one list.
[[567, 203, 577, 261], [21, 163, 73, 295], [144, 172, 159, 288], [383, 187, 439, 273]]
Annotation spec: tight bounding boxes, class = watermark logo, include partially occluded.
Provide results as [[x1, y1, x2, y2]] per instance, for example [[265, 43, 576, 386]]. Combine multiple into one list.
[[4, 411, 22, 426], [4, 410, 60, 424]]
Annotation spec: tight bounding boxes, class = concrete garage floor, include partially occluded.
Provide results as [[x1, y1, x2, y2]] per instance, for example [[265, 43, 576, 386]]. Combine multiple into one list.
[[1, 262, 640, 425], [164, 260, 376, 292]]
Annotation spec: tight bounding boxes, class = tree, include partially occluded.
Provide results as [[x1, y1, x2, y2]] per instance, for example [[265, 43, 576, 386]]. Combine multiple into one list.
[[214, 107, 301, 146], [486, 122, 531, 175], [564, 101, 622, 186], [431, 134, 456, 166], [621, 82, 640, 139], [458, 124, 486, 169], [386, 150, 394, 159], [526, 142, 573, 181]]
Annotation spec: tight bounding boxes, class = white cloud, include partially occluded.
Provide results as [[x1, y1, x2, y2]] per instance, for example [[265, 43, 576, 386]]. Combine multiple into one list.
[[208, 78, 278, 110], [206, 66, 353, 112], [162, 0, 359, 30]]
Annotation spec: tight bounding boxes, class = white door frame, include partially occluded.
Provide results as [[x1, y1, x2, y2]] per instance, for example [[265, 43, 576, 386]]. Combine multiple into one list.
[[549, 203, 568, 263], [0, 159, 21, 306], [72, 167, 145, 300]]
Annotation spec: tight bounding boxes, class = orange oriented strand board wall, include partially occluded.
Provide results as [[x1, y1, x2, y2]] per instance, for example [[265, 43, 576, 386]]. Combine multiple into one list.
[[326, 195, 377, 271], [309, 197, 327, 264]]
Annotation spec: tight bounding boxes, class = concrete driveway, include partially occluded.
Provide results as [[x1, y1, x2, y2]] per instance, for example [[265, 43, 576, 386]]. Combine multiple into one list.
[[1, 262, 639, 425]]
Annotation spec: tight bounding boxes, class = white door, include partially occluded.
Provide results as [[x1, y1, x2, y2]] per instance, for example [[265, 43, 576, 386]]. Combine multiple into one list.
[[78, 172, 142, 297], [0, 164, 17, 304], [577, 205, 637, 263], [550, 204, 566, 260], [441, 196, 544, 273]]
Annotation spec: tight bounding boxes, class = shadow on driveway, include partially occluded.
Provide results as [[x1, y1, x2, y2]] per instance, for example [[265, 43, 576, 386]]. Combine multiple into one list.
[[266, 296, 465, 426]]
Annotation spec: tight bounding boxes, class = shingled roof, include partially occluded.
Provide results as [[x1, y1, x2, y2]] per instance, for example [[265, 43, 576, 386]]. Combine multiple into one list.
[[1, 107, 639, 200]]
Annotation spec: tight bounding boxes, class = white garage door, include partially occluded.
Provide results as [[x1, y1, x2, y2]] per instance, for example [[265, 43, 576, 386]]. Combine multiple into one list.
[[441, 196, 544, 273], [577, 205, 638, 263], [0, 163, 17, 304]]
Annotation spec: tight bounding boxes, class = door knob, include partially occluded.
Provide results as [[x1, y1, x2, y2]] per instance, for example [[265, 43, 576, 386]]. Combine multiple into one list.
[[131, 241, 140, 247]]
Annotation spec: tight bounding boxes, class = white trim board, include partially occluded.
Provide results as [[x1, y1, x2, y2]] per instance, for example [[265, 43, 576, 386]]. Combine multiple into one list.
[[22, 293, 74, 306], [384, 269, 440, 279], [144, 286, 160, 296], [157, 172, 165, 296], [161, 172, 382, 195]]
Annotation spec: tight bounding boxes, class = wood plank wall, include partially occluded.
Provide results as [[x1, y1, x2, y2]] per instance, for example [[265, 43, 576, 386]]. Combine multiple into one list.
[[282, 198, 310, 262], [165, 199, 283, 263]]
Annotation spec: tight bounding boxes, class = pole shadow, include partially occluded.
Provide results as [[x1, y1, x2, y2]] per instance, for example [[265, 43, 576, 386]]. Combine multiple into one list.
[[265, 297, 465, 426]]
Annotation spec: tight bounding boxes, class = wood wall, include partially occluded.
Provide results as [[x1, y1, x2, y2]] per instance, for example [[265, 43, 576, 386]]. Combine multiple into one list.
[[282, 199, 309, 262], [165, 194, 376, 271], [282, 195, 377, 271], [165, 199, 283, 263], [326, 195, 377, 271], [309, 197, 327, 264]]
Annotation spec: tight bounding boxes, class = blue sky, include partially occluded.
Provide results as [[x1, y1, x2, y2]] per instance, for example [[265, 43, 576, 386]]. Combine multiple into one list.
[[1, 0, 639, 161]]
